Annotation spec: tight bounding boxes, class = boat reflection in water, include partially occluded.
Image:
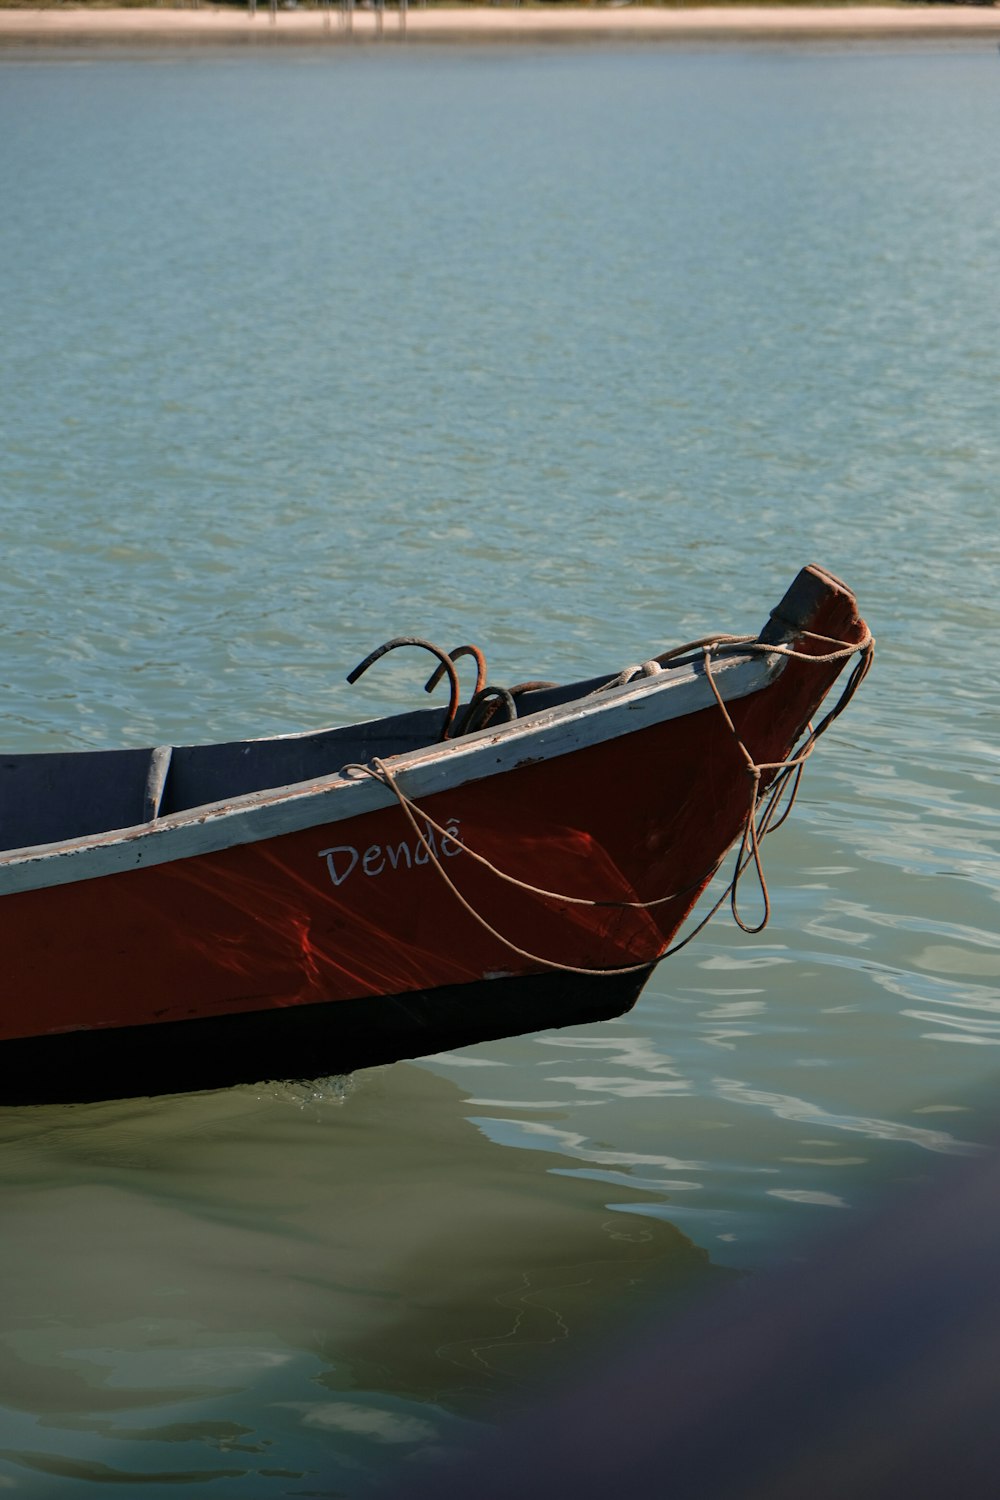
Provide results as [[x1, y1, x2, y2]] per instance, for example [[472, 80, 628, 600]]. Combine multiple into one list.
[[0, 1061, 727, 1489]]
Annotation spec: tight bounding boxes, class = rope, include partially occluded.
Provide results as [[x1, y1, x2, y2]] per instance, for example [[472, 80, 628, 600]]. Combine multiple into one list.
[[343, 625, 874, 977]]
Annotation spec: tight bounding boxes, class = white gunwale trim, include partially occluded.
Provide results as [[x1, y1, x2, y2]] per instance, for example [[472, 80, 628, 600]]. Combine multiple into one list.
[[0, 649, 782, 896]]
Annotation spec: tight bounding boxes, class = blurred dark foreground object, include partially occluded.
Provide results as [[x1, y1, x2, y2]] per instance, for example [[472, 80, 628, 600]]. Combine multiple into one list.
[[387, 1144, 1000, 1500]]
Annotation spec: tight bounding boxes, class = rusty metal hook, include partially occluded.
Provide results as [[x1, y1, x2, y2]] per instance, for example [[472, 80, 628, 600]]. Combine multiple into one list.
[[457, 684, 519, 736], [423, 644, 488, 700], [347, 637, 462, 741]]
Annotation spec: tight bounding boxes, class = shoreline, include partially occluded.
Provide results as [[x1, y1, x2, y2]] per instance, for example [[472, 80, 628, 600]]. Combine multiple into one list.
[[2, 5, 1000, 48]]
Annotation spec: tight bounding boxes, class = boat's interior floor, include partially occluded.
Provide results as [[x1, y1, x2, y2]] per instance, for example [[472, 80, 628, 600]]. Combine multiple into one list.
[[0, 678, 599, 854]]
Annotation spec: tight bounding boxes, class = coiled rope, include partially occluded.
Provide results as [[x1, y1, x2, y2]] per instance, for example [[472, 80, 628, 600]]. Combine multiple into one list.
[[344, 625, 874, 978]]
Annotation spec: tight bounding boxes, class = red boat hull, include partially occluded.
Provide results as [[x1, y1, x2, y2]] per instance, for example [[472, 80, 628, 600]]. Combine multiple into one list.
[[0, 567, 869, 1101]]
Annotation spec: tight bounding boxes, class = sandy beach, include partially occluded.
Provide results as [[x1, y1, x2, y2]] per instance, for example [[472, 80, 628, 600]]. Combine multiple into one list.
[[2, 4, 1000, 47]]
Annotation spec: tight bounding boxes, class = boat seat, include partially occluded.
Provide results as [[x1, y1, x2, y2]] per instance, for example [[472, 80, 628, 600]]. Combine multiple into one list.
[[144, 746, 173, 823]]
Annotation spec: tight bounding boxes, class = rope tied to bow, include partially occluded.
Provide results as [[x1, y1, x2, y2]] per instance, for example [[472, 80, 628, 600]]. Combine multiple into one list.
[[343, 624, 874, 977]]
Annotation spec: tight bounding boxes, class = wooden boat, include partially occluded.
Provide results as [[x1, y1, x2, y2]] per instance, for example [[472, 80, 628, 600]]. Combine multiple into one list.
[[0, 564, 871, 1104]]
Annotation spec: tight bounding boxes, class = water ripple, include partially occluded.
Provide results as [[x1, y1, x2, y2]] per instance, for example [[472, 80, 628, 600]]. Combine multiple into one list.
[[709, 1079, 978, 1156]]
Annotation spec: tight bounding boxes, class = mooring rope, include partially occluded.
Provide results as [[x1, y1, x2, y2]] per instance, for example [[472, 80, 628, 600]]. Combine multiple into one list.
[[343, 625, 874, 977]]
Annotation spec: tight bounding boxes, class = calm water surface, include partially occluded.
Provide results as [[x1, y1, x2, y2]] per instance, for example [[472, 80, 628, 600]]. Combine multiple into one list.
[[1, 41, 999, 1495]]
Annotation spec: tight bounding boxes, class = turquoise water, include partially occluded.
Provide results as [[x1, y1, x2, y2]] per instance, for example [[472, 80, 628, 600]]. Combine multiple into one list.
[[1, 40, 999, 1495]]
